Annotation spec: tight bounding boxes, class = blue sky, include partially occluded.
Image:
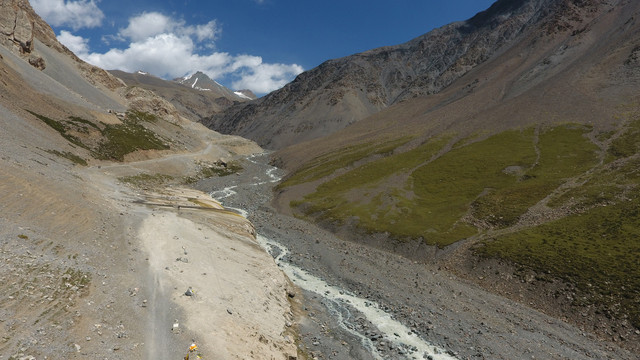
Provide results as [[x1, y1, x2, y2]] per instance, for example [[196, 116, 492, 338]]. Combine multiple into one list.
[[31, 0, 496, 95]]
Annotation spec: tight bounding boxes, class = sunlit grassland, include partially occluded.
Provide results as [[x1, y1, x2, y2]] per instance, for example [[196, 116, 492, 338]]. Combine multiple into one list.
[[293, 124, 599, 247], [476, 117, 640, 328], [477, 193, 640, 327], [277, 137, 412, 189], [278, 112, 639, 326]]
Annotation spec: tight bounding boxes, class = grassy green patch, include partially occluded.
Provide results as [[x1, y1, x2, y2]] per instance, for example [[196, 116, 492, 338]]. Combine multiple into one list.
[[299, 135, 454, 240], [183, 161, 243, 184], [278, 137, 412, 189], [68, 116, 100, 131], [46, 150, 87, 166], [293, 125, 599, 247], [128, 110, 159, 123], [476, 120, 640, 329], [470, 125, 599, 227], [476, 193, 640, 328], [29, 110, 170, 162], [28, 110, 88, 149], [119, 173, 174, 187], [608, 115, 640, 159], [95, 112, 169, 161]]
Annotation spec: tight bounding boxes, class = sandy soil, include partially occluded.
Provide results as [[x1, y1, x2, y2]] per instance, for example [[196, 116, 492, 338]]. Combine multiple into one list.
[[81, 143, 299, 360]]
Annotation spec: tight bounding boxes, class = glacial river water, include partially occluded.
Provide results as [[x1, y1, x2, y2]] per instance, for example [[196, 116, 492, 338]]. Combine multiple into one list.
[[207, 154, 456, 360]]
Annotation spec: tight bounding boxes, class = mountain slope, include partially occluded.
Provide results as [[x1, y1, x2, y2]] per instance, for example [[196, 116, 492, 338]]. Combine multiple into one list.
[[0, 1, 296, 359], [205, 0, 602, 149], [110, 70, 249, 122], [271, 0, 640, 352]]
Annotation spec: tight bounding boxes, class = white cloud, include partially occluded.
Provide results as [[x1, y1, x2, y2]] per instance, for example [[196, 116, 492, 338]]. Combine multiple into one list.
[[57, 30, 89, 55], [118, 12, 220, 44], [118, 12, 173, 42], [232, 62, 304, 94], [70, 12, 302, 94], [31, 0, 104, 30]]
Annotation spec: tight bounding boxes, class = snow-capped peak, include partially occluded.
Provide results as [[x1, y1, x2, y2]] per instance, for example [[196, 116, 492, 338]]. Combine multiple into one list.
[[234, 91, 252, 100]]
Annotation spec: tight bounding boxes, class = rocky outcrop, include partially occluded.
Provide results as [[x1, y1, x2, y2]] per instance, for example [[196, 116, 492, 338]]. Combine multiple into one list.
[[122, 86, 186, 124], [0, 0, 124, 90], [0, 0, 34, 54], [206, 0, 611, 149]]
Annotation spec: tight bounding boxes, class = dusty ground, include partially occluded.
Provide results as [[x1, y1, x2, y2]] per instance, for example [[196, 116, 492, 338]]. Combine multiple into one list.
[[0, 97, 298, 359]]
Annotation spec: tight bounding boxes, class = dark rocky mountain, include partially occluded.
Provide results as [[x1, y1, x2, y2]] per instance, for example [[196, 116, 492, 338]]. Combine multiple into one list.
[[205, 0, 603, 149], [110, 70, 250, 121]]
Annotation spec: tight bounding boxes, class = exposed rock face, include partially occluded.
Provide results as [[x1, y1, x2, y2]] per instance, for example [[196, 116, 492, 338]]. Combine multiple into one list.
[[122, 86, 186, 124], [205, 0, 609, 149], [0, 0, 124, 90], [0, 0, 35, 54]]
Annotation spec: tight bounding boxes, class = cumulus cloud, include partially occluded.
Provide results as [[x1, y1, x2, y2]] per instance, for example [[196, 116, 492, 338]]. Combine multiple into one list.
[[59, 12, 303, 94], [31, 0, 104, 30], [232, 63, 304, 94], [57, 30, 89, 54]]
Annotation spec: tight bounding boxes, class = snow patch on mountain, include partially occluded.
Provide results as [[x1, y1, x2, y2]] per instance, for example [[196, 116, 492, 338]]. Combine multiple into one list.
[[234, 91, 252, 100]]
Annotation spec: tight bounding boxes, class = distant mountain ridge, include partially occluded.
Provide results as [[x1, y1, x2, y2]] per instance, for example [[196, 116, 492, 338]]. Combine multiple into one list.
[[205, 0, 594, 149], [175, 71, 246, 98], [110, 69, 252, 121]]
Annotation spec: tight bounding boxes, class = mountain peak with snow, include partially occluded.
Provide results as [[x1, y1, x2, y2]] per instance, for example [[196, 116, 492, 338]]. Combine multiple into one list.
[[174, 71, 255, 101]]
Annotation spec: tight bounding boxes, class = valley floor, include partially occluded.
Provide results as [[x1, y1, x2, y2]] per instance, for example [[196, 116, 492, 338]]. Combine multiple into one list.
[[197, 154, 638, 360]]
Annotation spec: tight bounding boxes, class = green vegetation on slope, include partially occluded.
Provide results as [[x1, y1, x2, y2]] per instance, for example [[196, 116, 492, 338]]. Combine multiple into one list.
[[477, 195, 640, 328], [183, 161, 243, 184], [470, 125, 599, 227], [476, 117, 640, 329], [95, 111, 169, 161], [46, 150, 88, 166], [292, 124, 599, 247], [30, 110, 169, 162], [278, 137, 411, 189], [119, 173, 175, 187]]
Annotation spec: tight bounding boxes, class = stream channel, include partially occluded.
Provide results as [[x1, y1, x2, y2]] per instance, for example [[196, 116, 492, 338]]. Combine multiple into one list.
[[196, 153, 456, 360]]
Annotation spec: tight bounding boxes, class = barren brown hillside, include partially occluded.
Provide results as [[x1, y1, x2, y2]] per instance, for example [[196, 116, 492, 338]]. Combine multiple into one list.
[[276, 0, 640, 169]]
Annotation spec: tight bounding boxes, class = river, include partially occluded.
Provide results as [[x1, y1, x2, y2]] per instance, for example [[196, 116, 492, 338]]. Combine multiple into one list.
[[202, 153, 456, 359]]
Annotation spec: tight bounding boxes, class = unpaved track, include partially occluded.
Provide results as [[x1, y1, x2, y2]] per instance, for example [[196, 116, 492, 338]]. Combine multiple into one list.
[[82, 144, 297, 360]]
